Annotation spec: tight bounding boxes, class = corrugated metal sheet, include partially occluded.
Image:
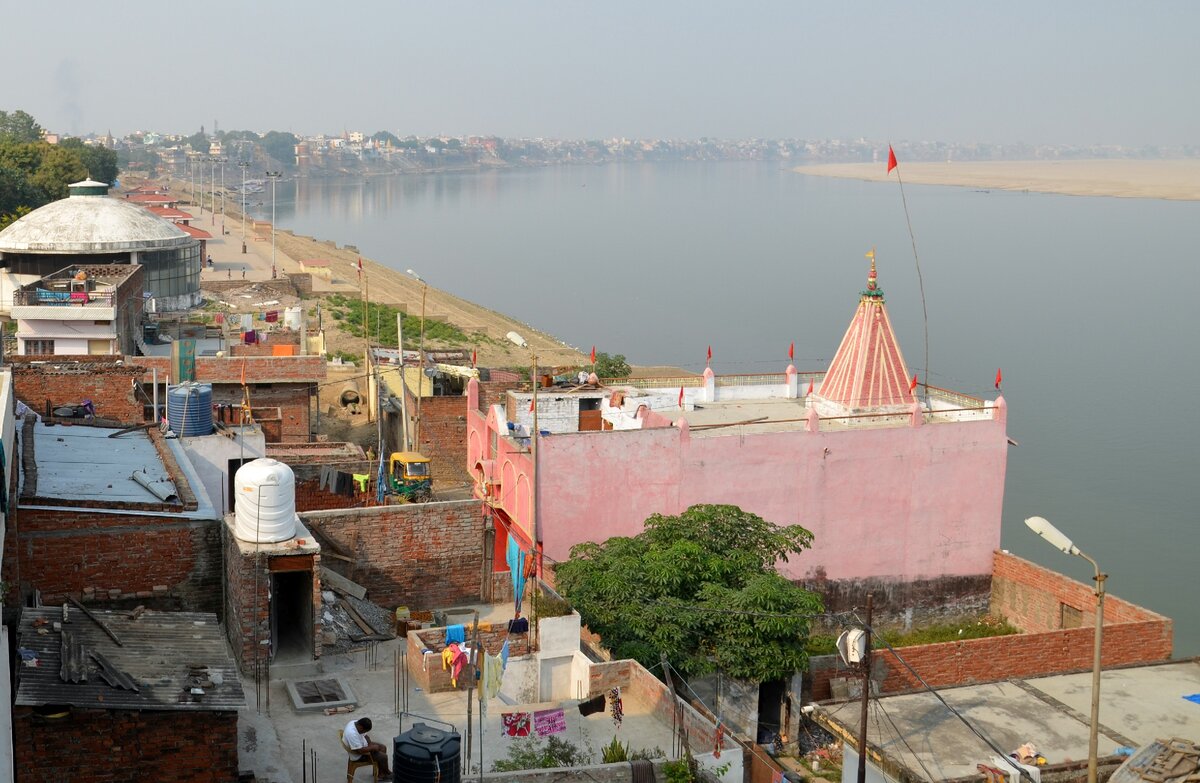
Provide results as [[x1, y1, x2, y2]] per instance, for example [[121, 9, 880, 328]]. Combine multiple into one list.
[[15, 608, 244, 712]]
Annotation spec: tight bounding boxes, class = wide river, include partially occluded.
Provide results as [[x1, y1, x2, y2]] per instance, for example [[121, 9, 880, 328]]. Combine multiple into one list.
[[255, 162, 1198, 656]]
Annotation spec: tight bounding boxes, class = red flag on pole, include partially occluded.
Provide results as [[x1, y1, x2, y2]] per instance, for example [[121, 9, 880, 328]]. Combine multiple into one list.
[[529, 396, 535, 412], [995, 368, 1003, 390], [807, 379, 814, 396], [706, 345, 712, 365], [887, 145, 898, 174], [471, 349, 477, 368], [357, 257, 363, 279], [590, 345, 596, 365], [678, 386, 684, 408], [909, 374, 918, 392], [788, 341, 794, 361]]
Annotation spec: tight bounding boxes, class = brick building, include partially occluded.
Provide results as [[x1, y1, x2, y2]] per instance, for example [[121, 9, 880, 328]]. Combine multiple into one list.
[[135, 354, 326, 442], [3, 417, 221, 613], [11, 264, 145, 356], [11, 608, 243, 783], [9, 356, 145, 424]]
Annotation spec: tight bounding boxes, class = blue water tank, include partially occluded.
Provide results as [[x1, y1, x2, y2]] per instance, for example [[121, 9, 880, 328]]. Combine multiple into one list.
[[166, 382, 214, 436]]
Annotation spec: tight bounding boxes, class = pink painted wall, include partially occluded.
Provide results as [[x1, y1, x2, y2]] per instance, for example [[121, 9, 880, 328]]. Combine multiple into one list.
[[466, 381, 1009, 582]]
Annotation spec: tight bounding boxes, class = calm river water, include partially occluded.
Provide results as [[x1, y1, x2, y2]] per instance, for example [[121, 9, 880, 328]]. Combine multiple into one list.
[[256, 163, 1198, 655]]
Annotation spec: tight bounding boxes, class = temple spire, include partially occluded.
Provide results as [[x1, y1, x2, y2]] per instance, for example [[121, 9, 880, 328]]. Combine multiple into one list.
[[816, 251, 916, 411]]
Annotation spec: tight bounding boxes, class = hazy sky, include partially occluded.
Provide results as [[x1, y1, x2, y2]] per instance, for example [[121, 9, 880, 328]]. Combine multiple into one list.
[[3, 1, 1197, 146]]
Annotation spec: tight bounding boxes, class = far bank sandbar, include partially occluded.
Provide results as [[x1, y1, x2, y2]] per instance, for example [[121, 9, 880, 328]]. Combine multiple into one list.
[[793, 159, 1200, 201]]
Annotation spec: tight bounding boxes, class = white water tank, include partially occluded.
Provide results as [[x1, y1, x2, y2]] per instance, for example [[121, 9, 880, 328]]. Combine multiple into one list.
[[284, 306, 302, 330], [233, 458, 299, 543]]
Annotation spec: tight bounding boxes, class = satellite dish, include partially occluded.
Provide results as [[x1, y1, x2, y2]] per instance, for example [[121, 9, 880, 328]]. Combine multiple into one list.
[[836, 629, 867, 666]]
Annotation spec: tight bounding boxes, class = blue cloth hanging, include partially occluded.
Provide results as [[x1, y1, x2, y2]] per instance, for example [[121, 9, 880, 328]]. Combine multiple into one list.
[[506, 535, 527, 613], [445, 624, 466, 645]]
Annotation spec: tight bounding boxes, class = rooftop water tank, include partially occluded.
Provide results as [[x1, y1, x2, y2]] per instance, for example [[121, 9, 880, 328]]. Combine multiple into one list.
[[233, 458, 298, 543], [284, 305, 302, 330], [393, 723, 461, 783], [166, 382, 214, 436]]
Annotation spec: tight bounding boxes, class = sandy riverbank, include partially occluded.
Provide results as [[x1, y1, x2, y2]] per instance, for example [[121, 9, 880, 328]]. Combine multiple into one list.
[[794, 159, 1200, 200]]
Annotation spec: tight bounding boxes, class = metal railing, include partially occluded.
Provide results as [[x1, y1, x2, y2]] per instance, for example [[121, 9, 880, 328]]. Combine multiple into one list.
[[12, 288, 116, 307]]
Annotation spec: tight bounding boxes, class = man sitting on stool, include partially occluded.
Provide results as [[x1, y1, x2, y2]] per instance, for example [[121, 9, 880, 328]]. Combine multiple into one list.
[[344, 717, 392, 780]]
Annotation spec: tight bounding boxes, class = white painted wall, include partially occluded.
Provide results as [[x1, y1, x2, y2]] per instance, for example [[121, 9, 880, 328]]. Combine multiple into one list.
[[537, 613, 581, 656], [499, 655, 539, 705], [179, 430, 267, 515]]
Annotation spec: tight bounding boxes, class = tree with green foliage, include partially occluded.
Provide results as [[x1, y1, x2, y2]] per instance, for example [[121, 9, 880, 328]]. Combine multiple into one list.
[[184, 130, 209, 153], [29, 145, 87, 201], [0, 110, 43, 143], [58, 137, 118, 184], [555, 504, 823, 682], [260, 131, 298, 168], [590, 351, 631, 378], [372, 130, 401, 147]]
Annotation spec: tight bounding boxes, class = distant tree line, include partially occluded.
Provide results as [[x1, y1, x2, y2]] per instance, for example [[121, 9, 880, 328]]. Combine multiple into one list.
[[0, 109, 118, 230]]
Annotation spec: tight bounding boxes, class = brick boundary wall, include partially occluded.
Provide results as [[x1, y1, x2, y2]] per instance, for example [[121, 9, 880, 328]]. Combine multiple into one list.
[[12, 707, 239, 783], [300, 500, 487, 611], [406, 625, 534, 693], [10, 358, 145, 424], [808, 551, 1174, 700], [3, 511, 224, 614], [585, 659, 723, 755]]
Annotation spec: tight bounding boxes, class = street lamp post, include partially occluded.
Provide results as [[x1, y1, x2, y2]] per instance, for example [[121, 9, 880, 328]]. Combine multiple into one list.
[[238, 161, 249, 253], [265, 171, 282, 280], [407, 269, 428, 447], [507, 331, 538, 551], [209, 157, 217, 225], [1024, 516, 1106, 783], [219, 157, 227, 235]]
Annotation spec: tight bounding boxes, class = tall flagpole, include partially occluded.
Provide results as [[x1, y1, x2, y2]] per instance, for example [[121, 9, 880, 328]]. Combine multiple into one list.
[[888, 145, 930, 401]]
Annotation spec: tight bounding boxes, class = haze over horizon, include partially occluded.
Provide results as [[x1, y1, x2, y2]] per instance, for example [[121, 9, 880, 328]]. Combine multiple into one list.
[[3, 1, 1197, 147]]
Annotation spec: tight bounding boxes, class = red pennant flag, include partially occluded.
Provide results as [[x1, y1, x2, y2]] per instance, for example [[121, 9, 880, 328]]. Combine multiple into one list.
[[887, 145, 898, 174], [529, 396, 535, 412], [909, 374, 918, 392], [788, 341, 794, 361], [590, 345, 596, 365], [678, 386, 684, 408], [356, 257, 363, 279], [995, 368, 1003, 390], [806, 379, 814, 396], [706, 345, 712, 364], [471, 349, 477, 368]]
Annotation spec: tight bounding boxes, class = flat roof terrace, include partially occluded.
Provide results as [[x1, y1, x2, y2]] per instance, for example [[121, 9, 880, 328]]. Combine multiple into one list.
[[20, 420, 213, 517]]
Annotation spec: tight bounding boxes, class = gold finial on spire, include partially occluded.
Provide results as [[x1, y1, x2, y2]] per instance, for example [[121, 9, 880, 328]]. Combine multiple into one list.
[[865, 248, 877, 291]]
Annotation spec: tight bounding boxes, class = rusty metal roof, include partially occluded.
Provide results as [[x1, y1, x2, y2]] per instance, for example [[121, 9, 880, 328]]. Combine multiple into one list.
[[15, 608, 244, 712]]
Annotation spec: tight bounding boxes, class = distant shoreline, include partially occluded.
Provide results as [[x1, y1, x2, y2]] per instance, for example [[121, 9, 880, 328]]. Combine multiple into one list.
[[792, 159, 1200, 201]]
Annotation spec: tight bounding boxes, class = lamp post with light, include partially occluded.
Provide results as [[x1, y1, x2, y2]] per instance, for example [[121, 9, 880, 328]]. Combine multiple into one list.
[[265, 171, 282, 279], [406, 269, 428, 446], [507, 330, 538, 551], [238, 161, 249, 253], [1024, 516, 1106, 783]]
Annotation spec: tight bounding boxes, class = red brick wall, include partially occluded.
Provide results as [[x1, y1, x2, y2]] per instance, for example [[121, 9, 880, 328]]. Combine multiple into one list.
[[10, 359, 145, 424], [3, 508, 223, 613], [12, 707, 238, 783], [406, 624, 533, 693], [991, 550, 1159, 630], [224, 531, 323, 672], [208, 383, 310, 442], [135, 354, 326, 384], [300, 500, 486, 610], [807, 552, 1173, 699], [410, 378, 524, 488]]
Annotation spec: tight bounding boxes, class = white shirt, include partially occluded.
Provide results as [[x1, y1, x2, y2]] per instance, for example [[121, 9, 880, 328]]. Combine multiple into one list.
[[344, 719, 368, 759]]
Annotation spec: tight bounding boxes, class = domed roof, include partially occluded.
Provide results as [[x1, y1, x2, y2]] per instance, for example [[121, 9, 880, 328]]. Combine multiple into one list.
[[0, 190, 193, 254]]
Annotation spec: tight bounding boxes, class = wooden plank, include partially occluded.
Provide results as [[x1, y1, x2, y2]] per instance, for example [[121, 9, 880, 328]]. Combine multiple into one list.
[[67, 596, 123, 647], [339, 599, 377, 636], [320, 566, 366, 599], [268, 554, 314, 573]]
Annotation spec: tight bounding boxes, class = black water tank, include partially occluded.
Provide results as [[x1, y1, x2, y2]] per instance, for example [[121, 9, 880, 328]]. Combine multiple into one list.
[[393, 723, 461, 783]]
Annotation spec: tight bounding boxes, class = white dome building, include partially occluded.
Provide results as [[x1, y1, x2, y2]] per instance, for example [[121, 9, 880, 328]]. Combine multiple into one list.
[[0, 180, 201, 311]]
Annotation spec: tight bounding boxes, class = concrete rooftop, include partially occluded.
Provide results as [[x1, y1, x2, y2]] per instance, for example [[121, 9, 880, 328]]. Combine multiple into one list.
[[814, 660, 1200, 782]]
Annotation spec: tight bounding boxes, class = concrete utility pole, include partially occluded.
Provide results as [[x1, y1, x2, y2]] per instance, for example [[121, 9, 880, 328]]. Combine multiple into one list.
[[857, 593, 873, 783]]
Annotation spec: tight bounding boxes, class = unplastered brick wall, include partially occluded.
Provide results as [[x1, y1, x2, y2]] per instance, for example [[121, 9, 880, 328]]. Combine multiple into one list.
[[288, 463, 382, 512], [10, 358, 145, 424], [415, 395, 470, 486], [209, 383, 310, 442], [407, 624, 533, 693], [4, 510, 222, 613], [301, 500, 486, 610], [12, 707, 238, 783], [223, 533, 322, 672], [626, 660, 720, 752], [809, 551, 1173, 699]]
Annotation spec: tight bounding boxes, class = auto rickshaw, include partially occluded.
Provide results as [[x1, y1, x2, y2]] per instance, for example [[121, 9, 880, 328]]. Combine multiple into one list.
[[388, 451, 432, 501]]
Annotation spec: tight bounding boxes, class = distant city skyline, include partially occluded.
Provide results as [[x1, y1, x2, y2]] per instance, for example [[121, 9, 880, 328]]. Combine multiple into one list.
[[3, 1, 1197, 147]]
